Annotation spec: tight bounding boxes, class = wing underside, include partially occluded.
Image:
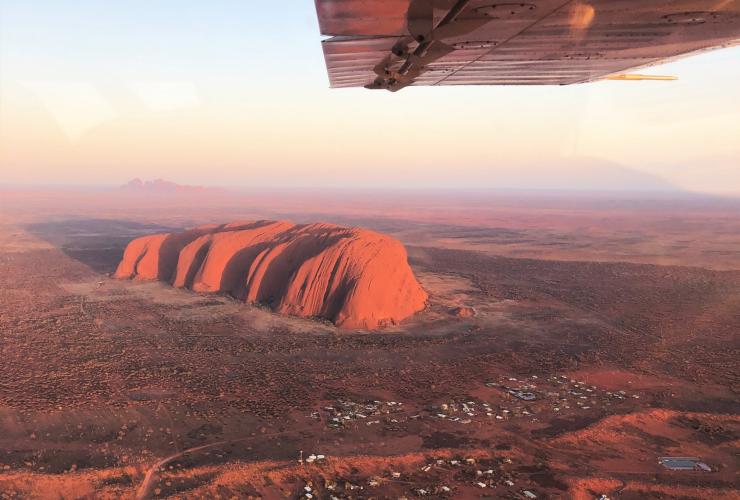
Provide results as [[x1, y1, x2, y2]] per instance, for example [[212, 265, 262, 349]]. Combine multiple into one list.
[[315, 0, 740, 90]]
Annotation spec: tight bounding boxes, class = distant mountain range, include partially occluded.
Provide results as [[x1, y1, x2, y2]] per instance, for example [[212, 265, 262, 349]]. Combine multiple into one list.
[[121, 178, 225, 194]]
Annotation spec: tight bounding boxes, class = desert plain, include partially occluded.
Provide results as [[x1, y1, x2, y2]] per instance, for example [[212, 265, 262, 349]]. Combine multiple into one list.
[[0, 187, 738, 499]]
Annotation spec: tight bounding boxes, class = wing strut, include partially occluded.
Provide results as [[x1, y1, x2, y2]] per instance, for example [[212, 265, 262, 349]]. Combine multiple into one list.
[[368, 0, 473, 91]]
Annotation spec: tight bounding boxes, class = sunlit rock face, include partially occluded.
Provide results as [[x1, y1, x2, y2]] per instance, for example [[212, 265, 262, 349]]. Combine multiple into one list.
[[114, 220, 427, 329]]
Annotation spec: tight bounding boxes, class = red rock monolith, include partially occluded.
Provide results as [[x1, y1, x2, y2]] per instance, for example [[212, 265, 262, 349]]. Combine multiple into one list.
[[114, 221, 427, 329]]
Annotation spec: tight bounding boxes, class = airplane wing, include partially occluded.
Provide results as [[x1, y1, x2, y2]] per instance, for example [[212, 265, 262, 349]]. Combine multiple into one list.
[[314, 0, 740, 90]]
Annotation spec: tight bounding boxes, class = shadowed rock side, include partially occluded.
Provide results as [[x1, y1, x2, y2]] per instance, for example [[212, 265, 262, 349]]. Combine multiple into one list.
[[114, 221, 428, 329]]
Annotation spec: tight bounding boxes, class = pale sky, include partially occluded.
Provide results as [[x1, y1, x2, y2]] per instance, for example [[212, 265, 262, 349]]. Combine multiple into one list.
[[1, 1, 739, 193]]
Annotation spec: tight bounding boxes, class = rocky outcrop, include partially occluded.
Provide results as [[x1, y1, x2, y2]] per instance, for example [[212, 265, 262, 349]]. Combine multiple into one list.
[[450, 306, 476, 318], [114, 220, 427, 329], [120, 178, 226, 195]]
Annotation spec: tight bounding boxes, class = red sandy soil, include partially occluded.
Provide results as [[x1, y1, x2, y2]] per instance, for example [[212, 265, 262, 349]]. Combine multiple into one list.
[[2, 188, 739, 270], [0, 190, 738, 499], [114, 220, 427, 329]]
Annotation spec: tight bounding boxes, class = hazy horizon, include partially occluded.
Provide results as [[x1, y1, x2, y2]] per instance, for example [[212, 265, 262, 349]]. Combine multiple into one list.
[[2, 170, 740, 198], [1, 1, 739, 194]]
